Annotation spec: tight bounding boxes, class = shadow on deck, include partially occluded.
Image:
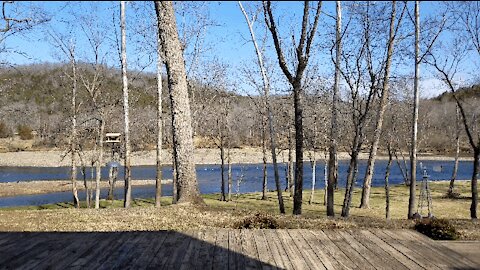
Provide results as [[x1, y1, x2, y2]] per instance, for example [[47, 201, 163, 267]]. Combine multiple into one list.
[[0, 229, 478, 269]]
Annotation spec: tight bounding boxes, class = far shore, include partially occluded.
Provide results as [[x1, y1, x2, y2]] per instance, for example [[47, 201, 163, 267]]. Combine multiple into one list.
[[0, 179, 172, 198], [0, 147, 474, 167]]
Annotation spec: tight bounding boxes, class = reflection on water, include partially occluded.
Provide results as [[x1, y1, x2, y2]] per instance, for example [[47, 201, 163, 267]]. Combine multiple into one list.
[[0, 160, 474, 207]]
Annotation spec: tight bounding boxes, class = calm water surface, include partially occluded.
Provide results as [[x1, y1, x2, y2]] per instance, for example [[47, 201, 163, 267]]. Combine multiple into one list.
[[0, 160, 474, 207]]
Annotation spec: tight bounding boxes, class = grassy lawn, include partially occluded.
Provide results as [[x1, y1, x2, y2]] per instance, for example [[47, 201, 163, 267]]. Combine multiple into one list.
[[0, 180, 478, 239]]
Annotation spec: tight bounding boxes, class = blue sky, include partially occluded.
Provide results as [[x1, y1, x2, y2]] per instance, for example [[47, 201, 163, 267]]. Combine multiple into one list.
[[2, 1, 474, 98]]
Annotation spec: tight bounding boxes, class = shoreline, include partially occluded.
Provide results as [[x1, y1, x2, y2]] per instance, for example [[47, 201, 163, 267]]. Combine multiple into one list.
[[0, 148, 474, 167], [0, 178, 471, 199], [0, 179, 172, 198]]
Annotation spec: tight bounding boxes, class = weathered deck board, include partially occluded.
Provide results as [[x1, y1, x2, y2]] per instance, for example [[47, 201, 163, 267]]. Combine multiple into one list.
[[0, 229, 477, 269]]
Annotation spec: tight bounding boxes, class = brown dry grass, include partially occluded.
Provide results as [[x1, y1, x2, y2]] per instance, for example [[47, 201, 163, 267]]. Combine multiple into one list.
[[0, 181, 478, 240]]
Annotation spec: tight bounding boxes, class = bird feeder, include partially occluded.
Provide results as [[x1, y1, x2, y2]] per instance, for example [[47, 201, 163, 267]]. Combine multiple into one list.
[[105, 133, 121, 143]]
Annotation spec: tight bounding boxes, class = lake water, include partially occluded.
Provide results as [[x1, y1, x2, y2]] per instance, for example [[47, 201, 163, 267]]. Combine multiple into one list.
[[0, 160, 474, 207]]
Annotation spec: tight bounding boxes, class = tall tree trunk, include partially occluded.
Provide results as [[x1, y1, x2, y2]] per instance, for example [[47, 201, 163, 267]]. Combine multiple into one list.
[[408, 0, 420, 219], [360, 1, 397, 209], [70, 55, 80, 208], [385, 146, 393, 219], [448, 105, 460, 196], [293, 82, 304, 215], [263, 0, 321, 215], [327, 0, 342, 217], [120, 1, 132, 208], [155, 1, 203, 204], [155, 31, 163, 208], [95, 119, 105, 209]]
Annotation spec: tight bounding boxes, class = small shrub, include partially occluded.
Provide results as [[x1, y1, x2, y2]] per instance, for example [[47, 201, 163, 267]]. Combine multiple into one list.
[[0, 122, 11, 138], [234, 213, 280, 229], [17, 124, 33, 140], [414, 218, 459, 240]]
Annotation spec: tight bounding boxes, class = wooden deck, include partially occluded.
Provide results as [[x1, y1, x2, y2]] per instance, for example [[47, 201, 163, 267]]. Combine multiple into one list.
[[0, 229, 477, 269]]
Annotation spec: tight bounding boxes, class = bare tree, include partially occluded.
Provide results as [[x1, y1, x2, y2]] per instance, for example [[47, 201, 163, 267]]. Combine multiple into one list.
[[360, 0, 405, 209], [338, 1, 389, 217], [327, 0, 342, 217], [155, 1, 203, 204], [155, 25, 163, 208], [263, 0, 322, 215], [239, 1, 285, 213], [448, 105, 461, 197], [426, 34, 480, 218], [120, 1, 132, 208], [408, 0, 420, 219]]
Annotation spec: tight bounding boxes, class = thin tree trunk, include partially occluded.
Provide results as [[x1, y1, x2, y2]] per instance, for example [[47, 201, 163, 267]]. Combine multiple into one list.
[[155, 1, 203, 204], [328, 0, 342, 217], [309, 151, 316, 205], [227, 146, 232, 202], [219, 118, 226, 201], [342, 151, 359, 217], [288, 128, 294, 197], [324, 152, 328, 206], [70, 55, 79, 208], [172, 153, 177, 204], [95, 119, 105, 209], [385, 146, 393, 220], [471, 149, 479, 219], [108, 166, 118, 201], [261, 121, 268, 200], [155, 31, 163, 208], [409, 0, 420, 219], [394, 150, 409, 185], [448, 105, 460, 196], [360, 1, 397, 209], [120, 1, 132, 208], [82, 165, 89, 206]]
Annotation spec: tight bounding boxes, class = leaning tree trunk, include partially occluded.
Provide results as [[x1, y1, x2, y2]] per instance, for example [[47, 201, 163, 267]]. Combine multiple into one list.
[[409, 0, 420, 219], [360, 1, 397, 209], [385, 145, 393, 219], [341, 149, 359, 217], [155, 30, 163, 208], [448, 105, 460, 196], [239, 1, 284, 212], [120, 1, 132, 208], [155, 1, 203, 204], [95, 119, 105, 209]]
